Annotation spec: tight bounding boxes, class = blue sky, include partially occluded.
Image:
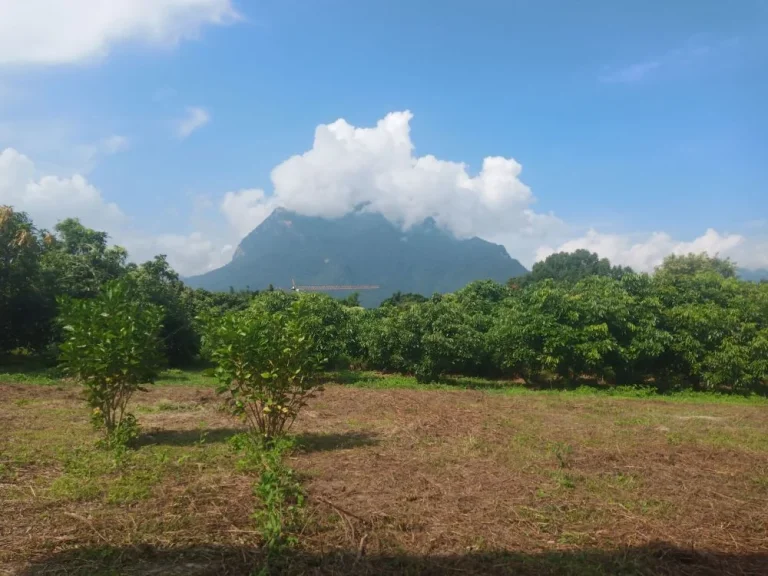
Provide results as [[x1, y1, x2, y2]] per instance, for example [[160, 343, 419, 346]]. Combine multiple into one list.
[[0, 0, 766, 274]]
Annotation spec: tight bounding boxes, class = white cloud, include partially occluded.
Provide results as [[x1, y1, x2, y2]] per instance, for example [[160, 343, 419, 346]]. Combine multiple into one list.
[[176, 106, 210, 139], [0, 0, 238, 67], [0, 119, 129, 174], [218, 110, 768, 273], [0, 147, 125, 231], [535, 228, 759, 272], [221, 188, 277, 238], [221, 110, 562, 244], [126, 231, 234, 276], [3, 111, 765, 280], [0, 146, 228, 275]]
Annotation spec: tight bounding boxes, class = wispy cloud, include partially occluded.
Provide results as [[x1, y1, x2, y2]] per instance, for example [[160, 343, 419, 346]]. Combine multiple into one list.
[[74, 135, 130, 172], [600, 60, 661, 84], [99, 135, 129, 155], [599, 36, 737, 85], [176, 106, 210, 139]]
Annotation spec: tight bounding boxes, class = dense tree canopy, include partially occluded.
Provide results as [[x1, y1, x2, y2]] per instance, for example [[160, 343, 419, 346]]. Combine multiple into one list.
[[0, 207, 52, 352], [520, 249, 632, 286], [2, 205, 766, 394]]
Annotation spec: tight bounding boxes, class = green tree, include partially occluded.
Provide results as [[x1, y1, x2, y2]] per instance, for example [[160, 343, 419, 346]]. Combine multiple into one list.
[[42, 218, 128, 299], [129, 255, 199, 366], [654, 269, 767, 391], [0, 206, 53, 353], [490, 281, 576, 383], [655, 253, 736, 280], [58, 279, 163, 444], [522, 249, 632, 286], [358, 305, 423, 374], [413, 296, 486, 382], [380, 291, 427, 307], [287, 293, 350, 368], [339, 291, 361, 307]]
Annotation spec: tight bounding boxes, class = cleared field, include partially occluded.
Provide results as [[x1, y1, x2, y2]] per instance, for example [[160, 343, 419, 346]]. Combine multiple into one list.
[[1, 374, 767, 575]]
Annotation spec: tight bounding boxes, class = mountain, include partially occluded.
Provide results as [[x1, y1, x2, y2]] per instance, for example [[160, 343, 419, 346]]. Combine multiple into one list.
[[185, 208, 527, 306], [738, 268, 768, 282]]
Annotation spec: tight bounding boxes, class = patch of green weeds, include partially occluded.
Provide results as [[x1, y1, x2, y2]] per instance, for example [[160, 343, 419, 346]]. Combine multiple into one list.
[[625, 498, 673, 518], [703, 428, 768, 452], [48, 441, 167, 504], [666, 432, 683, 446], [551, 471, 578, 489], [107, 469, 160, 503], [548, 441, 574, 469], [136, 399, 202, 414], [229, 434, 306, 570], [253, 440, 305, 554], [557, 531, 591, 545], [154, 368, 217, 387], [49, 474, 103, 501], [607, 472, 640, 489], [49, 447, 120, 502], [0, 370, 61, 386]]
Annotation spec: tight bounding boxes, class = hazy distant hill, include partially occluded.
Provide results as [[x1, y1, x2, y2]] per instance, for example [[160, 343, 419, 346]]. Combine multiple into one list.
[[738, 268, 768, 282], [185, 208, 527, 306]]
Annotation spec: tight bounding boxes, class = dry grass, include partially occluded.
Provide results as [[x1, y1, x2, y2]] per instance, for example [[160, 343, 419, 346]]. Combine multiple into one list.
[[1, 380, 767, 575]]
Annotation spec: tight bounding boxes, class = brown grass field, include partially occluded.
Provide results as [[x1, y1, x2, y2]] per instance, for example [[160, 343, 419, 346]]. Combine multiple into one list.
[[1, 375, 767, 575]]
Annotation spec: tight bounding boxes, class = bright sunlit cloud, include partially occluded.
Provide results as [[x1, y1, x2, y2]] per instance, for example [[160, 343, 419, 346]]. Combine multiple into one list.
[[0, 0, 238, 67]]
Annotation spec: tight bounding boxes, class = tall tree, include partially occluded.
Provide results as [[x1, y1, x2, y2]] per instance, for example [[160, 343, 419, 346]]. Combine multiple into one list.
[[0, 206, 52, 353], [129, 255, 199, 366], [42, 218, 128, 299], [655, 253, 737, 280], [522, 249, 632, 286]]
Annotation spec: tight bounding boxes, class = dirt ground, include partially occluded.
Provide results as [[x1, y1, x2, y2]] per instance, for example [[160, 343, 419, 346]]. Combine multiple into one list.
[[1, 382, 767, 575]]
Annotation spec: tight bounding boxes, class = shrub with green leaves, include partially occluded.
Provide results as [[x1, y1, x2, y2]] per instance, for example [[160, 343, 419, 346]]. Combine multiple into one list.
[[202, 297, 326, 443], [58, 279, 163, 445]]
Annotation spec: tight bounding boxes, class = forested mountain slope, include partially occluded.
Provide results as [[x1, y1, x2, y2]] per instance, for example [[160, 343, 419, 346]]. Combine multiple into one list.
[[185, 208, 527, 305]]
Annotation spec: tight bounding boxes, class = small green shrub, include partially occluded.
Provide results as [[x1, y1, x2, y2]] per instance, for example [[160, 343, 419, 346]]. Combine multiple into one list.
[[228, 434, 305, 560], [58, 279, 163, 447], [203, 298, 326, 443], [253, 440, 305, 554]]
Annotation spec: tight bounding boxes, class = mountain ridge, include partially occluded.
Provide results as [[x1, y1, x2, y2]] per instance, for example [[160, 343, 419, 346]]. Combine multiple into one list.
[[185, 208, 528, 305], [738, 267, 768, 282]]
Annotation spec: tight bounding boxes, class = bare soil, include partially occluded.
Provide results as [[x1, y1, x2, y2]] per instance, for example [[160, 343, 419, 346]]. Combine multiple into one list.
[[1, 382, 767, 575]]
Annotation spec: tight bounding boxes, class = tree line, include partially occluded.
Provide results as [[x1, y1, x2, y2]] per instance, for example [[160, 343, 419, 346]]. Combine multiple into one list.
[[2, 206, 767, 394]]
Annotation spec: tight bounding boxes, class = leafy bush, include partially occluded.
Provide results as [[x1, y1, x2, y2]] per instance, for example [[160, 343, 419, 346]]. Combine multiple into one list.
[[58, 279, 163, 446], [357, 305, 423, 374], [289, 293, 350, 368], [414, 296, 487, 383], [490, 280, 576, 383], [203, 297, 326, 443]]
